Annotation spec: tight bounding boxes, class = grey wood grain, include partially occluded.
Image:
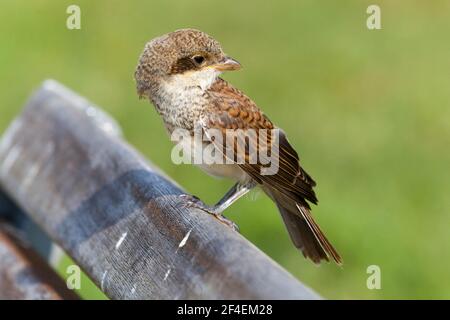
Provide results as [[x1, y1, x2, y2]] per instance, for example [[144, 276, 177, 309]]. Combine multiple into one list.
[[0, 80, 320, 300]]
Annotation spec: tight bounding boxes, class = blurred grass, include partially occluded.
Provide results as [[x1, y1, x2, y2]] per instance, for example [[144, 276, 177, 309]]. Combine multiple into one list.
[[1, 0, 449, 299]]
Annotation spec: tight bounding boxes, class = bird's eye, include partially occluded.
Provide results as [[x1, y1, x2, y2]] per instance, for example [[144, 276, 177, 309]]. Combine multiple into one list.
[[193, 55, 205, 65]]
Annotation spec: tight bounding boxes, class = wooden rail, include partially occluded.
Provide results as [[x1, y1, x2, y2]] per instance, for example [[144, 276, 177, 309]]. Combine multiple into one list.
[[0, 80, 320, 300], [0, 222, 78, 300]]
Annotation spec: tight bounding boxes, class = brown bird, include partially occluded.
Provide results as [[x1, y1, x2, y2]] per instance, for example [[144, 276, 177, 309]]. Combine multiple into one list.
[[135, 29, 342, 265]]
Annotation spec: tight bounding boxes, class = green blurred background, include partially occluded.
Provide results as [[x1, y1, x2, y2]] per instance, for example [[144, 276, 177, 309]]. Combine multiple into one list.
[[1, 0, 449, 299]]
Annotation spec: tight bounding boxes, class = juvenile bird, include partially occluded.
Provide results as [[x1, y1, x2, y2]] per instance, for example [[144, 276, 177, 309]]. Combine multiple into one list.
[[135, 29, 342, 265]]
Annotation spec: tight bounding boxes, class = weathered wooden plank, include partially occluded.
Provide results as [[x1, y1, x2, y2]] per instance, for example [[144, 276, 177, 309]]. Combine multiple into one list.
[[0, 191, 56, 262], [0, 222, 79, 300], [0, 80, 320, 300]]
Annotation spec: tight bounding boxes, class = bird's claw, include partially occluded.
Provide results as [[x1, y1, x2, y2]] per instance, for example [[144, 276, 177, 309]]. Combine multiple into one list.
[[178, 194, 240, 232], [212, 212, 240, 232]]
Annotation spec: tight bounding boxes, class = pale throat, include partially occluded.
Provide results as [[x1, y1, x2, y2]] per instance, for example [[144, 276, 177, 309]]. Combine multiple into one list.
[[152, 67, 221, 130], [163, 67, 221, 93]]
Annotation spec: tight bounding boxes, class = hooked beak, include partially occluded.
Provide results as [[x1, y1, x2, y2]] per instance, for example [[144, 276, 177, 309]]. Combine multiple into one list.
[[213, 56, 241, 71]]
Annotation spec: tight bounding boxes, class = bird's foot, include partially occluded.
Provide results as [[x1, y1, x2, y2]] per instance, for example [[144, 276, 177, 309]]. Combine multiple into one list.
[[179, 194, 239, 232]]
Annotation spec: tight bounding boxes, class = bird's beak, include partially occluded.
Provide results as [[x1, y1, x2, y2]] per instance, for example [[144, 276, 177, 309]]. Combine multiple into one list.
[[213, 56, 241, 71]]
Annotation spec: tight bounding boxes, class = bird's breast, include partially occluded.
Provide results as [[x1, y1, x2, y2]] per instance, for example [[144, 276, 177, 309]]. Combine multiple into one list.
[[151, 82, 208, 132]]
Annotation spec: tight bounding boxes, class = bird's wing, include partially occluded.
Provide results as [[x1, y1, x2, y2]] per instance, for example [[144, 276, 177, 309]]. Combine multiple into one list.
[[202, 78, 342, 265], [203, 78, 317, 207]]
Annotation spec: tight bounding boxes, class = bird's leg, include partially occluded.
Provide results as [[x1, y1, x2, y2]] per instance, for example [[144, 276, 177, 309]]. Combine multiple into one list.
[[214, 181, 257, 213], [179, 181, 256, 232], [180, 193, 240, 231]]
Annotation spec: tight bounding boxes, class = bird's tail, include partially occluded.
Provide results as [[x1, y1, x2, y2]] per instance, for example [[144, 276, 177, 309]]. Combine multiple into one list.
[[266, 188, 342, 265]]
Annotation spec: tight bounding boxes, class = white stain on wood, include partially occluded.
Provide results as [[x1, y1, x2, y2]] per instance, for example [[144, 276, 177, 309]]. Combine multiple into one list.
[[163, 268, 171, 281], [1, 146, 21, 177], [101, 270, 108, 292], [115, 232, 128, 250], [0, 119, 22, 154], [178, 229, 192, 249], [20, 163, 40, 193]]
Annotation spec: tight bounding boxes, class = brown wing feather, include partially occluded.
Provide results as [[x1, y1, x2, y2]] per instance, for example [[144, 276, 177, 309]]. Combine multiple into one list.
[[205, 78, 317, 206], [204, 78, 341, 264]]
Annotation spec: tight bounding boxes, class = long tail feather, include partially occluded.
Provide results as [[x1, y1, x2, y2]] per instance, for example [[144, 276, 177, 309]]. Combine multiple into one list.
[[295, 203, 342, 265], [262, 182, 342, 265]]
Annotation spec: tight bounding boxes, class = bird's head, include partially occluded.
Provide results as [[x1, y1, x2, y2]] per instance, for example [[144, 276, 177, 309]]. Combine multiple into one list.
[[135, 29, 241, 98]]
